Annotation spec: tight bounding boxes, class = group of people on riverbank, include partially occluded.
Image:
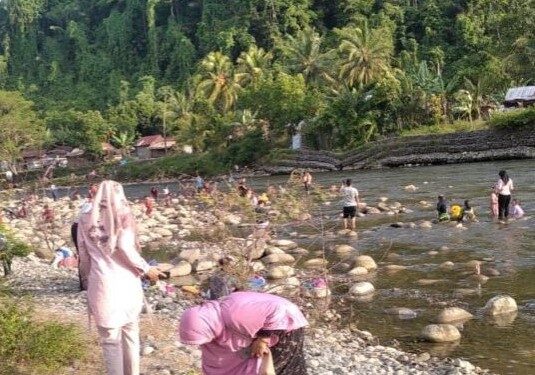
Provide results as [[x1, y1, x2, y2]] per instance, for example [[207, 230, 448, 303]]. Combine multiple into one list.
[[436, 169, 524, 223]]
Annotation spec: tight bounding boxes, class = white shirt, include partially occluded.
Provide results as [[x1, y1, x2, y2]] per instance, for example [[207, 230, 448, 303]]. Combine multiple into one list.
[[496, 178, 514, 195], [341, 186, 359, 207]]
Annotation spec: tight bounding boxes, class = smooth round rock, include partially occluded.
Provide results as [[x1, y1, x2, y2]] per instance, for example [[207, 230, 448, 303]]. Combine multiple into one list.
[[302, 258, 328, 269], [421, 324, 461, 343], [352, 255, 377, 271], [349, 282, 375, 296], [168, 261, 192, 277], [435, 307, 473, 323], [262, 253, 295, 264], [484, 295, 518, 316], [348, 267, 368, 276], [267, 266, 295, 279], [334, 244, 355, 254]]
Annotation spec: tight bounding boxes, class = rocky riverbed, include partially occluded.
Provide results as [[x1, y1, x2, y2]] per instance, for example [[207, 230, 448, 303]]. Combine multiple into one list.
[[6, 255, 493, 375]]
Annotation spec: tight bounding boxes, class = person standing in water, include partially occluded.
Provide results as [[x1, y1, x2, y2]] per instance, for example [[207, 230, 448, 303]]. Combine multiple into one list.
[[490, 188, 499, 218], [302, 171, 313, 193], [340, 179, 360, 230], [495, 170, 514, 220], [77, 180, 163, 375], [436, 195, 449, 221]]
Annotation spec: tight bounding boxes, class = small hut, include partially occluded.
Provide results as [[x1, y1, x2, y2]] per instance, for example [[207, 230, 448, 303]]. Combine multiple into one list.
[[504, 86, 535, 107]]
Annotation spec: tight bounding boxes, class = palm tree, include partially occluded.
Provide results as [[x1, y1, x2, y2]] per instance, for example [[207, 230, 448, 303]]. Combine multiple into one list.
[[278, 27, 334, 85], [337, 22, 393, 88], [196, 51, 242, 112], [236, 45, 273, 87]]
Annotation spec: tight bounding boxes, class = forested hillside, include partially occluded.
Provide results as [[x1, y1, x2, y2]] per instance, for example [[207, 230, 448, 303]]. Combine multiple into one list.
[[0, 0, 533, 164]]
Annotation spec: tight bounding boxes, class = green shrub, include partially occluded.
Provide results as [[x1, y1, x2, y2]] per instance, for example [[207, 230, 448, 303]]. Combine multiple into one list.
[[489, 107, 535, 129], [0, 225, 32, 276], [0, 298, 86, 373]]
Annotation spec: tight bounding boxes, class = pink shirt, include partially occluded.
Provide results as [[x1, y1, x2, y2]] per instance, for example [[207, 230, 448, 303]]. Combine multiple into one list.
[[78, 222, 149, 328], [180, 292, 308, 375]]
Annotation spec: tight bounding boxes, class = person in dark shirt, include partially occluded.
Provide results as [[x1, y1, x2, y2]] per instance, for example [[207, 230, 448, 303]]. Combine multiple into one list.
[[436, 195, 450, 221]]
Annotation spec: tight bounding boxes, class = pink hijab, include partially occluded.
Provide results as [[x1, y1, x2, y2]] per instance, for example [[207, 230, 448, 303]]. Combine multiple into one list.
[[84, 180, 138, 254], [179, 301, 224, 345]]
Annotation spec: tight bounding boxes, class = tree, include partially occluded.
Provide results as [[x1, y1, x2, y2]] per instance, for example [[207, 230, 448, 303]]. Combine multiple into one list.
[[277, 27, 334, 85], [196, 52, 242, 112], [111, 132, 135, 157], [0, 90, 45, 174], [236, 45, 273, 87], [0, 225, 31, 276], [336, 22, 393, 88]]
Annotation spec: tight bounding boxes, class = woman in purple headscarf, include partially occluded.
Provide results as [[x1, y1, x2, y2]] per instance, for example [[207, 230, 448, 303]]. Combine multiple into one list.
[[179, 291, 308, 375]]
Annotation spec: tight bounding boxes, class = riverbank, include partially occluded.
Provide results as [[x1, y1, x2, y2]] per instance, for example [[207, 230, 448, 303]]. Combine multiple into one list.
[[6, 255, 491, 375]]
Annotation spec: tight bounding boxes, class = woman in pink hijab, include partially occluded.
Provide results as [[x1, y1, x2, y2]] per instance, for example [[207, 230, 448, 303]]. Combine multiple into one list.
[[77, 180, 162, 375], [179, 291, 308, 375]]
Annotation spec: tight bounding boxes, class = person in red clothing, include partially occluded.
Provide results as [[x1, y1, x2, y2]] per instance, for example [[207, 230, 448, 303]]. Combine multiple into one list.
[[43, 204, 54, 223], [144, 196, 154, 217]]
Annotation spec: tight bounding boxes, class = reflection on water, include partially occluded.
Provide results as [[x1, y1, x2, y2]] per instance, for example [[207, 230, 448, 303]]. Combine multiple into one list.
[[131, 159, 534, 374]]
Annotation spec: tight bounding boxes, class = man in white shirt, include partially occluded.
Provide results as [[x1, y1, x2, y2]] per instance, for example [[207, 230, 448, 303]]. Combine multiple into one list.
[[340, 178, 360, 230]]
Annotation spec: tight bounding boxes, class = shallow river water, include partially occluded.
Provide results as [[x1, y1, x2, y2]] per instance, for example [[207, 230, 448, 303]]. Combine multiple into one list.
[[74, 159, 534, 374]]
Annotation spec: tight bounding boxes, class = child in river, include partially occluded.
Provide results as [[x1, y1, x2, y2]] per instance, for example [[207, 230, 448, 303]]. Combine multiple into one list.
[[463, 200, 477, 221], [490, 189, 499, 218], [436, 195, 450, 221], [511, 199, 524, 219]]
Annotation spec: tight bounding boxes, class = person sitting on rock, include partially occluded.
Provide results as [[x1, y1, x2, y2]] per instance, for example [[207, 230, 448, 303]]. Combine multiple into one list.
[[436, 195, 450, 222], [17, 202, 28, 219], [150, 186, 159, 201], [179, 291, 308, 375], [51, 246, 77, 268], [237, 178, 249, 197]]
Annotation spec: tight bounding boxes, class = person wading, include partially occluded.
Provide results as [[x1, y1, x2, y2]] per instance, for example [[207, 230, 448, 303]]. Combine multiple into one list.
[[495, 170, 514, 221], [77, 180, 163, 375], [340, 179, 360, 230]]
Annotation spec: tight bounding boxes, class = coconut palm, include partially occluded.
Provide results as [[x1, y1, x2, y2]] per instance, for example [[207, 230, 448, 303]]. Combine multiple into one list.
[[337, 22, 393, 88], [236, 45, 273, 87], [196, 51, 242, 112], [111, 131, 135, 156], [278, 27, 335, 85]]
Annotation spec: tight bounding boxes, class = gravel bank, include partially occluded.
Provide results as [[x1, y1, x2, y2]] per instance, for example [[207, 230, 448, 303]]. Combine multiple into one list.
[[5, 255, 493, 375]]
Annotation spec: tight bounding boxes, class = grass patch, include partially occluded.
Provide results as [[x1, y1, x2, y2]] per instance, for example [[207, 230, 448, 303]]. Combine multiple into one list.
[[400, 119, 488, 137], [489, 107, 535, 129], [0, 294, 87, 374]]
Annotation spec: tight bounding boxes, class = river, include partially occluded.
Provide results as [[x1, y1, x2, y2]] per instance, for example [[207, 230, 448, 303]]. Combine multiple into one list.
[[59, 159, 535, 374]]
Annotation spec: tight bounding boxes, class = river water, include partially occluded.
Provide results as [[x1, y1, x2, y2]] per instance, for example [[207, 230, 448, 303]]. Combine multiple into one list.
[[65, 159, 534, 374]]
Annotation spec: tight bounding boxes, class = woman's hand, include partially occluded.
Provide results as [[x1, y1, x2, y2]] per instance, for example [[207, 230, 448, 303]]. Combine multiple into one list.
[[145, 267, 165, 282], [250, 338, 270, 358]]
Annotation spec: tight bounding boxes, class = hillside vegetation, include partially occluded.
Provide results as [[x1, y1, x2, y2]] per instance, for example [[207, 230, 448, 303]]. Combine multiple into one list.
[[0, 1, 534, 170]]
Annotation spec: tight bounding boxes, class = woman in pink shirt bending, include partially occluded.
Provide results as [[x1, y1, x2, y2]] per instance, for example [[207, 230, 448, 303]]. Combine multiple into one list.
[[179, 291, 309, 375], [77, 181, 162, 375]]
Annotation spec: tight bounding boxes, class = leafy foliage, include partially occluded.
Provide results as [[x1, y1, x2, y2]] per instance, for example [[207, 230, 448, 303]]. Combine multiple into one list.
[[0, 225, 31, 277], [489, 108, 535, 129]]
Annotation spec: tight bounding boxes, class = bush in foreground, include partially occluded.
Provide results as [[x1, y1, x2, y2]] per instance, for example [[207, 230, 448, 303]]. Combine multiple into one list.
[[0, 297, 87, 374]]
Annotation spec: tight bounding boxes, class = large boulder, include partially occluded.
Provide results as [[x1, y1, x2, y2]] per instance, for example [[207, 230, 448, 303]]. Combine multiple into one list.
[[421, 324, 461, 343], [267, 265, 295, 279], [169, 261, 192, 277], [268, 239, 298, 250], [265, 246, 285, 255], [435, 307, 473, 323], [349, 282, 375, 296], [179, 248, 203, 263], [352, 255, 377, 271], [34, 247, 54, 260], [484, 295, 518, 316]]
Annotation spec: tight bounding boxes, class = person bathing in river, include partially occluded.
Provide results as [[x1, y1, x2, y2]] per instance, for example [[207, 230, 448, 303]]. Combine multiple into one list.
[[495, 170, 514, 221], [144, 196, 154, 217], [302, 171, 313, 193], [150, 186, 159, 201], [436, 195, 450, 222], [463, 200, 477, 222], [340, 179, 360, 230], [490, 188, 499, 218], [511, 199, 524, 219]]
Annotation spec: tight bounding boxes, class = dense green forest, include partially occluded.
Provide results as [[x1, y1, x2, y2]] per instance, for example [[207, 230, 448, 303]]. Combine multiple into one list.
[[0, 0, 534, 165]]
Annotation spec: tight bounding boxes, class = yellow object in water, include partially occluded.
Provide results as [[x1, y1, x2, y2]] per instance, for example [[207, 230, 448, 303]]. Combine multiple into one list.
[[450, 204, 463, 220]]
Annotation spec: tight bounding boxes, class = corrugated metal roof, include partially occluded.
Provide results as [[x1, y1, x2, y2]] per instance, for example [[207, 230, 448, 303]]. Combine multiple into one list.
[[505, 86, 535, 102], [135, 135, 164, 147], [149, 139, 176, 150]]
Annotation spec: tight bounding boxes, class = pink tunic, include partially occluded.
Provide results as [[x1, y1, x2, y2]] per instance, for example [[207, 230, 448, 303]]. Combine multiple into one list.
[[179, 291, 308, 375], [78, 224, 149, 328]]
